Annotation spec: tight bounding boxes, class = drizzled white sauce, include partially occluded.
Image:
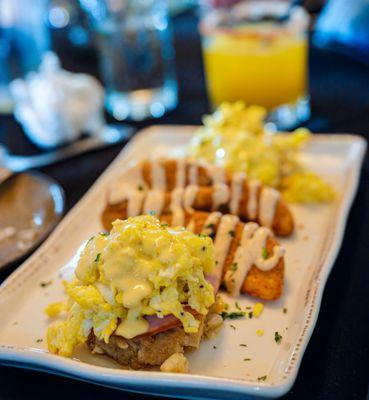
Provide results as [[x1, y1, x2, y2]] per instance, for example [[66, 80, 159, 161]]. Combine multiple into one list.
[[109, 160, 281, 237], [201, 212, 222, 236], [127, 190, 145, 217], [175, 159, 186, 188], [229, 172, 245, 214], [188, 164, 198, 185], [247, 179, 260, 220], [224, 224, 285, 296], [208, 165, 228, 210], [108, 163, 145, 205], [170, 187, 185, 226], [212, 183, 230, 210], [213, 215, 239, 280], [259, 187, 280, 228], [183, 184, 199, 211], [143, 189, 165, 215], [151, 158, 166, 189]]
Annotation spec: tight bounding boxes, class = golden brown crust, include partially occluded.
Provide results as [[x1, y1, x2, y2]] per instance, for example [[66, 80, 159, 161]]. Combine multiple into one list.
[[103, 188, 293, 237]]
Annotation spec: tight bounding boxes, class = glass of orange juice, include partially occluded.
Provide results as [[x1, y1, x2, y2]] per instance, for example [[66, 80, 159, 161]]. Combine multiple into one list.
[[200, 1, 310, 129]]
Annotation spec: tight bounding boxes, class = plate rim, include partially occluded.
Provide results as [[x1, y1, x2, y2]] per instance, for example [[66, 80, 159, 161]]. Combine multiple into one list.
[[0, 126, 367, 398]]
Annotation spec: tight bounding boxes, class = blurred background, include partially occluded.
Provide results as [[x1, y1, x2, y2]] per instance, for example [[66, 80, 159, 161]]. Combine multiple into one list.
[[1, 0, 369, 162]]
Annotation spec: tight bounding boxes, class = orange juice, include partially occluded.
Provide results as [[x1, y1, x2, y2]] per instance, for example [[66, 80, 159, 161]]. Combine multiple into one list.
[[202, 25, 308, 110]]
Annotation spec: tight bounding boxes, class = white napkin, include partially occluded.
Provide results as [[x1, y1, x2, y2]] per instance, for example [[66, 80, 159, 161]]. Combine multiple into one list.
[[10, 52, 105, 148]]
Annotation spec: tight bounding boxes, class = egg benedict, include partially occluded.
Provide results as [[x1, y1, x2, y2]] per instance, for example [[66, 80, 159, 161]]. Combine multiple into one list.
[[45, 215, 224, 371]]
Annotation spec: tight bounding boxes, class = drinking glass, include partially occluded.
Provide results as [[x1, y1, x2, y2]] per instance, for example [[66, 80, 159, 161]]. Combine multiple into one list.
[[200, 0, 310, 129], [0, 0, 50, 113], [82, 0, 178, 121]]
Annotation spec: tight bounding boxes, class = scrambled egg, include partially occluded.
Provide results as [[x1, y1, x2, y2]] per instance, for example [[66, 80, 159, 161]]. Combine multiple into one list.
[[189, 102, 334, 203], [46, 215, 215, 357]]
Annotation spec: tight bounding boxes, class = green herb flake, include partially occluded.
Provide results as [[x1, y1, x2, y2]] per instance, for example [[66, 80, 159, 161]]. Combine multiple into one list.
[[99, 232, 109, 237], [205, 223, 215, 229], [198, 233, 208, 238], [257, 375, 267, 382], [235, 302, 241, 310], [274, 331, 282, 344], [283, 307, 288, 314], [262, 247, 268, 259], [221, 311, 246, 320], [243, 358, 251, 361], [245, 306, 252, 310], [230, 262, 238, 271], [202, 246, 206, 251], [40, 280, 52, 288], [248, 311, 253, 319], [94, 253, 101, 263], [230, 324, 236, 330], [213, 345, 217, 349], [239, 344, 247, 347], [36, 338, 43, 343], [137, 184, 144, 191], [228, 230, 235, 238]]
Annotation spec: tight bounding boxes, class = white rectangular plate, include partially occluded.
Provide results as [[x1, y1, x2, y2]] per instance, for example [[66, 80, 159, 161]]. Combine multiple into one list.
[[0, 126, 366, 399]]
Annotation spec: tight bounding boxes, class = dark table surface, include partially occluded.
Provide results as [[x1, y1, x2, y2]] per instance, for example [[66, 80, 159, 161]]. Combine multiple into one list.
[[1, 9, 369, 400]]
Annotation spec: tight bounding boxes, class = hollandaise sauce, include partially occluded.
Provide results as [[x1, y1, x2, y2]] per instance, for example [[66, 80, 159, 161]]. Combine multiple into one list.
[[46, 215, 215, 357]]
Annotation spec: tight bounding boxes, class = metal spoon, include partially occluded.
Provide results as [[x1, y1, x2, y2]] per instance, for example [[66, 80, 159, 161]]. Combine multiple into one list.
[[0, 124, 134, 185], [0, 171, 64, 270]]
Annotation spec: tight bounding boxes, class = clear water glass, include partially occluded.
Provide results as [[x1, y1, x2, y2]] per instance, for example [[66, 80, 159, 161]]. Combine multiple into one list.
[[0, 0, 50, 113], [83, 0, 178, 121]]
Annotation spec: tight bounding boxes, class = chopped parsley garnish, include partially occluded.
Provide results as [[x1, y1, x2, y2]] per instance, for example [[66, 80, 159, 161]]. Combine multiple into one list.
[[235, 302, 241, 310], [36, 338, 43, 343], [137, 184, 144, 191], [94, 253, 101, 262], [274, 331, 282, 344], [221, 311, 246, 320], [257, 375, 267, 382], [245, 306, 252, 310], [248, 311, 253, 319], [198, 233, 207, 238], [262, 247, 268, 259], [40, 280, 52, 288], [230, 324, 236, 330], [230, 262, 238, 271], [199, 284, 204, 289], [205, 223, 215, 229], [161, 222, 169, 227], [201, 246, 206, 251], [213, 345, 217, 349], [283, 307, 288, 314], [243, 358, 251, 361], [239, 344, 247, 347], [215, 261, 219, 265], [228, 230, 235, 237]]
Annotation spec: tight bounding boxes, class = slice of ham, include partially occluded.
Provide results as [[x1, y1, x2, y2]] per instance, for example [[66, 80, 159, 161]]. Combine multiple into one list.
[[136, 273, 220, 339]]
